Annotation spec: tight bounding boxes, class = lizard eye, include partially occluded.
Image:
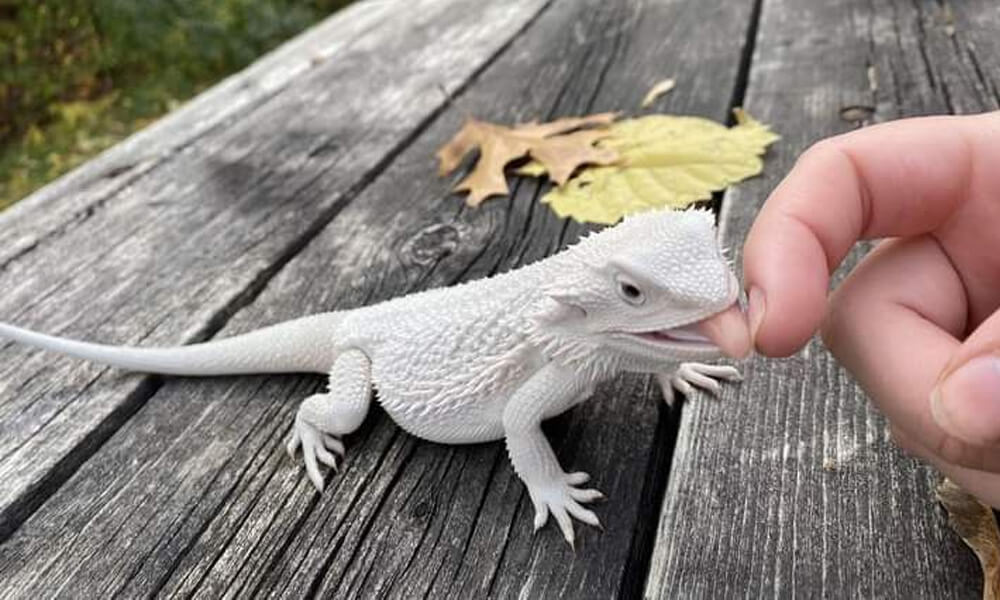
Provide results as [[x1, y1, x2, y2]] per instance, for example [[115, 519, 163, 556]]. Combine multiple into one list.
[[615, 275, 645, 306]]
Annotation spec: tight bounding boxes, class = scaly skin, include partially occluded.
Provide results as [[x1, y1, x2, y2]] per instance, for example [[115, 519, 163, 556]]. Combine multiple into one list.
[[0, 208, 750, 547]]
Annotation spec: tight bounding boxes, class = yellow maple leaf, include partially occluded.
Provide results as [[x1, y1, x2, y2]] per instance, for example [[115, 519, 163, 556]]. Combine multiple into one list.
[[436, 113, 619, 206], [536, 109, 779, 224]]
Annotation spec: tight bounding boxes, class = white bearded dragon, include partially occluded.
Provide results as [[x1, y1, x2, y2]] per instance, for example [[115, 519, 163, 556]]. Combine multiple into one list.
[[0, 208, 750, 547]]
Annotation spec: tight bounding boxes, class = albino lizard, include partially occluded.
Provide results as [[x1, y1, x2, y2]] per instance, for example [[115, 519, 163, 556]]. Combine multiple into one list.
[[0, 208, 750, 547]]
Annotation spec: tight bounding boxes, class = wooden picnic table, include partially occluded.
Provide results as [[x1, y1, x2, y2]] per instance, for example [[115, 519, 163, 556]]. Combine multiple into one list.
[[0, 0, 997, 597]]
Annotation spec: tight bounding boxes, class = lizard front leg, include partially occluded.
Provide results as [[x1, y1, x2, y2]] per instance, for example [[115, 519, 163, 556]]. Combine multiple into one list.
[[657, 362, 742, 407], [503, 364, 603, 548], [286, 348, 371, 491]]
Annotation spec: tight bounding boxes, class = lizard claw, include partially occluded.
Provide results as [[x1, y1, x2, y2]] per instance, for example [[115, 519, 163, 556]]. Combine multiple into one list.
[[527, 471, 604, 547], [286, 427, 301, 458]]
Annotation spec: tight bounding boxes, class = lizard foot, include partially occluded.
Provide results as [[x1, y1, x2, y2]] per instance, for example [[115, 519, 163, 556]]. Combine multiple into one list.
[[286, 403, 346, 493], [527, 471, 604, 549], [659, 362, 742, 407]]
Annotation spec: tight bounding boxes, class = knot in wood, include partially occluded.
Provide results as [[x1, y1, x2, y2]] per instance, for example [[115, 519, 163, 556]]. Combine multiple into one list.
[[404, 223, 460, 265], [413, 500, 432, 519]]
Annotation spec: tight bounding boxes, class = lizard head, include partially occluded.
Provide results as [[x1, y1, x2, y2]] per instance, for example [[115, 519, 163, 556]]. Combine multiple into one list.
[[540, 208, 751, 364]]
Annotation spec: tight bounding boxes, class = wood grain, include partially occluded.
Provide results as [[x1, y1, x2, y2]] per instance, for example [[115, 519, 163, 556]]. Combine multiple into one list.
[[0, 0, 758, 597], [646, 0, 997, 597], [0, 0, 551, 542]]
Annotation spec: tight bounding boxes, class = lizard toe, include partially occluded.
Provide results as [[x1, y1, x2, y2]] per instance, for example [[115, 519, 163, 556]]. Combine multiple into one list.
[[526, 474, 603, 546], [285, 429, 301, 458], [565, 500, 601, 530], [292, 414, 331, 492], [315, 446, 339, 470], [551, 505, 575, 549], [569, 487, 604, 503], [322, 434, 345, 455], [302, 445, 325, 493], [532, 502, 550, 531]]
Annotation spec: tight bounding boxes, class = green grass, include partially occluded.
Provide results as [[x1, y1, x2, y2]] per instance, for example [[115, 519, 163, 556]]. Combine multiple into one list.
[[0, 0, 353, 211]]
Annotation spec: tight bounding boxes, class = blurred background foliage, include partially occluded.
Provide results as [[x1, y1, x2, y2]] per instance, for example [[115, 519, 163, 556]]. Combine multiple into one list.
[[0, 0, 352, 211]]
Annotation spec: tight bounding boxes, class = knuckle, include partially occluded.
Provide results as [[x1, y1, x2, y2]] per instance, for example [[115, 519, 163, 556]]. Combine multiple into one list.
[[931, 434, 994, 471]]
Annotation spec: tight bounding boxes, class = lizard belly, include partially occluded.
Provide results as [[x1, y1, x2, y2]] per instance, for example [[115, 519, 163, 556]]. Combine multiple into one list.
[[367, 341, 540, 445], [376, 389, 509, 444], [336, 275, 545, 445]]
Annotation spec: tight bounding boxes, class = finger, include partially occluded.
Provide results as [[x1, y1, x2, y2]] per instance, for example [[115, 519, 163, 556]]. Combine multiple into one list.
[[823, 236, 1000, 472], [932, 309, 1000, 446], [565, 472, 590, 485], [744, 113, 993, 357], [888, 425, 929, 462], [891, 425, 1000, 508]]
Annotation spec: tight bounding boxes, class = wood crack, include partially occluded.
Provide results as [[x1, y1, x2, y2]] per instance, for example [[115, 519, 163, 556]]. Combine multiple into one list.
[[962, 41, 1000, 109], [146, 383, 293, 597]]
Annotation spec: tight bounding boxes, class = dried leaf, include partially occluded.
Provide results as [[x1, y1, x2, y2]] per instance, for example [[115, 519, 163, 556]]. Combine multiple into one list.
[[528, 129, 617, 185], [640, 78, 675, 108], [937, 478, 1000, 600], [540, 108, 779, 224], [507, 113, 617, 138], [436, 113, 619, 206]]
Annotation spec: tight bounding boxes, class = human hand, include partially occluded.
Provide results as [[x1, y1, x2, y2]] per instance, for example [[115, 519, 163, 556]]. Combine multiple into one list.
[[742, 111, 1000, 505]]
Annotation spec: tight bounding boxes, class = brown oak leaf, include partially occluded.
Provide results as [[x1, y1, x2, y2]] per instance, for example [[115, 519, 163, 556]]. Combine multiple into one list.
[[937, 478, 1000, 600], [436, 113, 619, 206]]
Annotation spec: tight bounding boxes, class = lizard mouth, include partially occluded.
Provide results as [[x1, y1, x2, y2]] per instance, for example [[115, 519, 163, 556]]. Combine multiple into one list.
[[633, 325, 713, 345], [625, 303, 751, 359]]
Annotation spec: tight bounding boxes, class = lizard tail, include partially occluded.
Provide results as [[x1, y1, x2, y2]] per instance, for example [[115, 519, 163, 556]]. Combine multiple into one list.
[[0, 313, 342, 376]]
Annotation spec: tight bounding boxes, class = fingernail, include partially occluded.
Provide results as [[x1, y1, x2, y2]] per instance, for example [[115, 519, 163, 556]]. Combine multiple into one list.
[[931, 355, 1000, 445], [747, 286, 765, 342]]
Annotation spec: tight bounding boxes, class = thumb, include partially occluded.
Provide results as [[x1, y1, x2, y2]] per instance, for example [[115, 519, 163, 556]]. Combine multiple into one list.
[[932, 309, 1000, 446]]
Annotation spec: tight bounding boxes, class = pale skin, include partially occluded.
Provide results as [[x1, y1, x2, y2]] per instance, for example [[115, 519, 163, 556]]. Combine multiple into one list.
[[743, 110, 1000, 506]]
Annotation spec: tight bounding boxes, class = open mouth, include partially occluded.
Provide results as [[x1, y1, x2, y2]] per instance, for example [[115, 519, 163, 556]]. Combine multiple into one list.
[[620, 302, 752, 359], [632, 324, 713, 346]]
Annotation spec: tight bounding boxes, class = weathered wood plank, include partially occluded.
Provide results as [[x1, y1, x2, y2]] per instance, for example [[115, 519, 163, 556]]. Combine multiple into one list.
[[646, 0, 998, 596], [0, 0, 551, 541], [0, 0, 758, 597]]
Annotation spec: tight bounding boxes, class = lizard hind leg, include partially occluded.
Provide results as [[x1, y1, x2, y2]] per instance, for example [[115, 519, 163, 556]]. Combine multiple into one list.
[[286, 348, 372, 492]]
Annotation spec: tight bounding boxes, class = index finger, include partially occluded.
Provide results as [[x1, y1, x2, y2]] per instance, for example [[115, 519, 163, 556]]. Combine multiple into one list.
[[743, 113, 995, 356]]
